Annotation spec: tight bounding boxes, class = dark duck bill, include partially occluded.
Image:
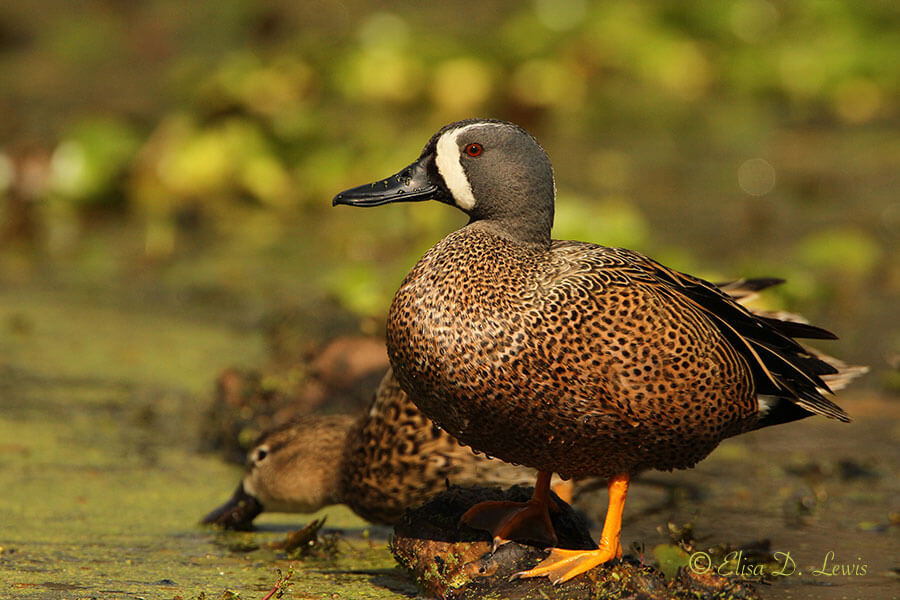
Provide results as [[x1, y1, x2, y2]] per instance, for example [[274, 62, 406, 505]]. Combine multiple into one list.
[[332, 152, 451, 207]]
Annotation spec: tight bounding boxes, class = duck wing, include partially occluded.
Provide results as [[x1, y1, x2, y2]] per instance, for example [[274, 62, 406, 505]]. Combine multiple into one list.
[[552, 243, 851, 426]]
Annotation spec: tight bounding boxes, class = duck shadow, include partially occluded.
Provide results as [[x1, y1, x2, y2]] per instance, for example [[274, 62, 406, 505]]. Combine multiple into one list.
[[393, 484, 596, 549]]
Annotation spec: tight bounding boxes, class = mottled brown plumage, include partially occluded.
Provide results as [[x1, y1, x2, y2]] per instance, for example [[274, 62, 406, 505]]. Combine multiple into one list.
[[203, 369, 549, 529], [333, 119, 861, 582], [341, 370, 547, 523], [387, 231, 850, 480]]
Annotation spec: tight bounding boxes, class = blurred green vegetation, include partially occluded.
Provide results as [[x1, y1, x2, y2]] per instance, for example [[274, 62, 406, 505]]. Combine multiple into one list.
[[0, 0, 897, 382]]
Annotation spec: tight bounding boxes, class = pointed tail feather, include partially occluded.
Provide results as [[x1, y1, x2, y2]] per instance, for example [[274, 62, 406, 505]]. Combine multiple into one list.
[[716, 276, 865, 424]]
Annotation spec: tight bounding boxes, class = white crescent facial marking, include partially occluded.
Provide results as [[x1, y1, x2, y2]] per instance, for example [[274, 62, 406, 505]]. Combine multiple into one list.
[[435, 125, 478, 211]]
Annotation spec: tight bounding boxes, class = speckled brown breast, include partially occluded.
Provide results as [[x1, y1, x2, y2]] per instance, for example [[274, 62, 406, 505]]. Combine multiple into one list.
[[387, 226, 759, 480]]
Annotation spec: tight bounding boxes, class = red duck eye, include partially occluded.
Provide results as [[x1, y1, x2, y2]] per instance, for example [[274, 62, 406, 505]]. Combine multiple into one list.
[[464, 143, 483, 157]]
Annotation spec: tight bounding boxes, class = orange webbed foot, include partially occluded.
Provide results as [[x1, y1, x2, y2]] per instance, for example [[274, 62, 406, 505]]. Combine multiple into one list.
[[515, 543, 619, 583], [459, 471, 558, 548], [461, 497, 558, 548], [516, 473, 630, 584]]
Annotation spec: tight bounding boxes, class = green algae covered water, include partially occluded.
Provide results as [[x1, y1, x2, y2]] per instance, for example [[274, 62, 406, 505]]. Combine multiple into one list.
[[0, 281, 413, 599]]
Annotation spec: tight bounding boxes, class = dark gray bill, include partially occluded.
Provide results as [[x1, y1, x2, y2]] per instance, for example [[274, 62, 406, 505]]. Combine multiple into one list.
[[332, 154, 449, 207], [201, 482, 264, 530]]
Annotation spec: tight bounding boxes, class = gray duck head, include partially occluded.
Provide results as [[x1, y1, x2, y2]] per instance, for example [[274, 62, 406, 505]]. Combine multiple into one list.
[[333, 119, 556, 245]]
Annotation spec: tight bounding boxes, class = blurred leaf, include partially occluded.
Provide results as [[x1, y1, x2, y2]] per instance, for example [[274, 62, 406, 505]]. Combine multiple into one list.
[[511, 58, 586, 109], [554, 194, 649, 249], [49, 118, 141, 205], [797, 228, 881, 278], [430, 57, 494, 116], [324, 263, 391, 317], [156, 123, 232, 198]]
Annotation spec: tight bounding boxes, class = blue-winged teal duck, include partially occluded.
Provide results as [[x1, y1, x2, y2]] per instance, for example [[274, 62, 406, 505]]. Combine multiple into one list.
[[333, 119, 863, 583], [203, 368, 570, 529]]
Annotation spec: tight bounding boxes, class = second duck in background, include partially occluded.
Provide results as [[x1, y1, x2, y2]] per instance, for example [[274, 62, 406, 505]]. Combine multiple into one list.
[[202, 368, 568, 530]]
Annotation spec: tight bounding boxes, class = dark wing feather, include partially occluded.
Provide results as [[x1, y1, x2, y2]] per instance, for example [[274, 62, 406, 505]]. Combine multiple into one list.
[[716, 278, 838, 340], [715, 277, 785, 299], [758, 317, 837, 340]]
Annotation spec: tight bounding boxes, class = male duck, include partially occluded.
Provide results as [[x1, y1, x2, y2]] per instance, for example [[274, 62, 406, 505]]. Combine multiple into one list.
[[333, 119, 859, 583]]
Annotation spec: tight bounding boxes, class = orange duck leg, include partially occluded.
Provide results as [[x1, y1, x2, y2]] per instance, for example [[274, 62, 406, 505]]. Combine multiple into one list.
[[460, 470, 558, 548], [551, 478, 575, 505], [517, 473, 630, 584]]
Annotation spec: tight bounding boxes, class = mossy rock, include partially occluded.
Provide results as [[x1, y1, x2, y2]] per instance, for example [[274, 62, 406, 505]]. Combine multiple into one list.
[[391, 486, 760, 600]]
